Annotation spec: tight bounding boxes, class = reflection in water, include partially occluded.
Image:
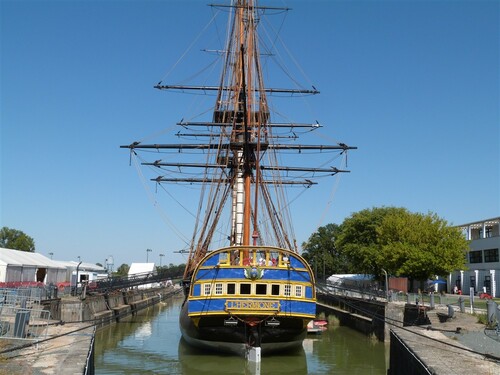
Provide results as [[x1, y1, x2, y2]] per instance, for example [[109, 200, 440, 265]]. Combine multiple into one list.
[[94, 295, 386, 374], [178, 337, 307, 375]]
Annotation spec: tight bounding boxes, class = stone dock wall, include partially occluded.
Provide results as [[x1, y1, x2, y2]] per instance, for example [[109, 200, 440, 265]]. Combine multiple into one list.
[[317, 294, 500, 374]]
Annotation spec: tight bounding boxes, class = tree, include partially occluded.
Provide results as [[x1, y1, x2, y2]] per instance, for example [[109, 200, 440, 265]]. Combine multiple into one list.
[[0, 227, 35, 252], [301, 223, 351, 279], [335, 207, 468, 281], [156, 263, 185, 279], [377, 210, 468, 281], [114, 263, 130, 277]]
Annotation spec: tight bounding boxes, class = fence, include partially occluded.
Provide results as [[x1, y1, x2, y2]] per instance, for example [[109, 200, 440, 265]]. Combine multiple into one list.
[[317, 280, 386, 301], [0, 287, 52, 341]]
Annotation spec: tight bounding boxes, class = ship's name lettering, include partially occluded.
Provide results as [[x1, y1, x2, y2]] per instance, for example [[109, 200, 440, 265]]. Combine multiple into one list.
[[226, 300, 279, 310]]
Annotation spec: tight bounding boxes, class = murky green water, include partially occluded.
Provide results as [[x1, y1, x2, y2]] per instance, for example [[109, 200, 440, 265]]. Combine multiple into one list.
[[94, 295, 387, 374]]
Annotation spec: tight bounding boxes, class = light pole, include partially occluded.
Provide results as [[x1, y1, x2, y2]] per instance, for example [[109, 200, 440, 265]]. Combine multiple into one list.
[[159, 253, 164, 267], [382, 268, 389, 300], [146, 249, 152, 263], [49, 252, 53, 260]]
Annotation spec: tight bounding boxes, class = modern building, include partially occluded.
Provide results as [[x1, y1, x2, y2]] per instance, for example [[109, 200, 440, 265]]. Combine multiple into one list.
[[449, 217, 500, 297], [53, 260, 107, 287]]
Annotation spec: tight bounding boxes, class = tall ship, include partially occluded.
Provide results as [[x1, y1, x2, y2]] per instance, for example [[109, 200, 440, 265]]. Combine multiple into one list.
[[122, 0, 355, 356]]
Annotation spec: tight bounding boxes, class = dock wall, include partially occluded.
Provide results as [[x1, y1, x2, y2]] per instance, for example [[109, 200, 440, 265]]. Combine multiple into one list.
[[55, 287, 177, 325], [317, 294, 396, 341]]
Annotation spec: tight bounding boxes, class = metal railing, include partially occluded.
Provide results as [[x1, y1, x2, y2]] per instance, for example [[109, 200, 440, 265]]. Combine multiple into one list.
[[316, 280, 386, 301], [0, 305, 51, 341]]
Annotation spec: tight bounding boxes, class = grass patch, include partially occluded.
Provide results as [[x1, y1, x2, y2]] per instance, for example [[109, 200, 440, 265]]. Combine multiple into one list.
[[473, 312, 489, 325]]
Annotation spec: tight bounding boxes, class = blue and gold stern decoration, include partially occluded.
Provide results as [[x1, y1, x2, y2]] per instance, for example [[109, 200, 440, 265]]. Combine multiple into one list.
[[244, 266, 264, 280]]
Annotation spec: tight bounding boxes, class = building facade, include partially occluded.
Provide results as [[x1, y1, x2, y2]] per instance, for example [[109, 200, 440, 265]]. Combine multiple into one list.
[[449, 217, 500, 297]]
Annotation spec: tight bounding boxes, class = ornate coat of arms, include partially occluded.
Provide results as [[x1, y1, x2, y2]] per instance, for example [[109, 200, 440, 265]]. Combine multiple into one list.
[[244, 266, 264, 280]]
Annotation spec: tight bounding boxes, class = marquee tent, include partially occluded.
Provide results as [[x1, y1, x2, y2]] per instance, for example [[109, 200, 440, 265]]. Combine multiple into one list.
[[0, 247, 67, 285]]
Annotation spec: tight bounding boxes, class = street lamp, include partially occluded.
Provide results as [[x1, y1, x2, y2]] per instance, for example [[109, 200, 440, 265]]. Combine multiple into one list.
[[382, 268, 389, 300], [159, 253, 164, 267], [146, 249, 152, 263]]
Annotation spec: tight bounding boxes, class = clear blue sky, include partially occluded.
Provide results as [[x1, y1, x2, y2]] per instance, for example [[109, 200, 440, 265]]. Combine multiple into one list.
[[1, 0, 498, 269]]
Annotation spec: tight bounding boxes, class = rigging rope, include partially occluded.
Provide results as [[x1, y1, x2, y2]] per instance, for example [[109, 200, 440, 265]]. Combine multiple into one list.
[[131, 152, 190, 245]]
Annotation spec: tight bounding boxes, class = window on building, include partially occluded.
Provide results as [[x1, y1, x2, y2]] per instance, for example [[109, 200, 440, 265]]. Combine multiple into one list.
[[485, 227, 492, 238], [483, 249, 499, 263], [469, 251, 482, 264]]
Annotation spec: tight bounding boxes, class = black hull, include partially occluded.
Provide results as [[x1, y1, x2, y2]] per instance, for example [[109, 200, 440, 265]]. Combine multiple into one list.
[[179, 300, 307, 356]]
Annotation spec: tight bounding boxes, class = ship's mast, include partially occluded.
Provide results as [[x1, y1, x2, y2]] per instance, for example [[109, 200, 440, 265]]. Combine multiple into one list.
[[120, 0, 357, 276], [222, 0, 265, 247]]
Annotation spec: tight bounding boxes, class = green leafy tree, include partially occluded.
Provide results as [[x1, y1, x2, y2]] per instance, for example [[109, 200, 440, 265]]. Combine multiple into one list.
[[377, 210, 468, 280], [0, 227, 35, 252], [302, 223, 350, 279], [114, 263, 130, 277], [156, 263, 185, 279], [335, 207, 468, 281]]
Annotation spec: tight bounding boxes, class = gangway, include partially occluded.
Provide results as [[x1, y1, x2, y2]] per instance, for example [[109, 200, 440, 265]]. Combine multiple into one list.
[[91, 271, 181, 293]]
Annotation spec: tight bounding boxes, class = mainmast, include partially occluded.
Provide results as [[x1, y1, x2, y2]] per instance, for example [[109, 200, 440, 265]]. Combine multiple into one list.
[[215, 0, 268, 248], [120, 0, 357, 276]]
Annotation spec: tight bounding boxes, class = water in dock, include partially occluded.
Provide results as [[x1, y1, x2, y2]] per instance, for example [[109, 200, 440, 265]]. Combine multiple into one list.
[[94, 295, 387, 374]]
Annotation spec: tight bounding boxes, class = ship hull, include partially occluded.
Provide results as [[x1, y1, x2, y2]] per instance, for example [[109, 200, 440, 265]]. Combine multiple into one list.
[[179, 301, 306, 356], [180, 246, 316, 355]]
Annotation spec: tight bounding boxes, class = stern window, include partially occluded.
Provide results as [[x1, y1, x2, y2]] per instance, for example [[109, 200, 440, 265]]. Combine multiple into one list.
[[227, 283, 236, 294], [295, 285, 303, 297], [256, 284, 267, 295], [271, 284, 280, 296], [240, 283, 251, 295], [284, 284, 291, 297], [204, 284, 211, 296], [215, 283, 223, 295]]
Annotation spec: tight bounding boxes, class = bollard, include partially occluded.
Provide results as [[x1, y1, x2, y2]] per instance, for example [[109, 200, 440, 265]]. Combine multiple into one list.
[[407, 294, 411, 304], [458, 297, 465, 313], [429, 293, 435, 309], [486, 300, 496, 325]]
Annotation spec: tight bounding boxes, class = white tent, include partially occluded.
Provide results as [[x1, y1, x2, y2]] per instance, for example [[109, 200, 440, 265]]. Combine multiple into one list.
[[0, 247, 67, 285], [128, 263, 155, 289], [128, 263, 155, 276]]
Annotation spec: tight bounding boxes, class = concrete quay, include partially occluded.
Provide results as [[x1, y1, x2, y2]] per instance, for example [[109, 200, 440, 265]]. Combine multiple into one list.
[[0, 323, 95, 375], [0, 286, 180, 374], [389, 306, 500, 374]]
